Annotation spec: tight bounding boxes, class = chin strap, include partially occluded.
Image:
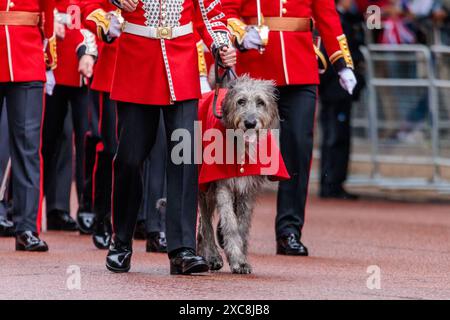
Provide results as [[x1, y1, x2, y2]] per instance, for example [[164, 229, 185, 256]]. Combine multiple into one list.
[[213, 45, 237, 119]]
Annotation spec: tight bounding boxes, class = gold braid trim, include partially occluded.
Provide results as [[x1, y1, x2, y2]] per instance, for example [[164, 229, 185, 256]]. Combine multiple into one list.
[[336, 34, 354, 69], [227, 18, 247, 45], [197, 41, 208, 77], [314, 44, 328, 73], [45, 35, 57, 70], [86, 8, 111, 40]]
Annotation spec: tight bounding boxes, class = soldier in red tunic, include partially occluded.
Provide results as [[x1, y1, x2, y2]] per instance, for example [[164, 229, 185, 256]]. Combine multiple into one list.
[[0, 0, 56, 251], [79, 0, 120, 249], [82, 0, 236, 274], [223, 0, 358, 256], [41, 0, 98, 232]]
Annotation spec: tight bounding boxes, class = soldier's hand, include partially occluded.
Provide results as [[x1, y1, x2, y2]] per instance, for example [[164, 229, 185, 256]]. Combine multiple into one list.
[[219, 46, 237, 68], [54, 21, 65, 40], [78, 55, 95, 78], [338, 68, 357, 95], [120, 0, 139, 12]]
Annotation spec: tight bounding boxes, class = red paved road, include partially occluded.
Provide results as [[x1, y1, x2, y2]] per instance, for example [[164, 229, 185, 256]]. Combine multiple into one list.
[[1, 193, 450, 300]]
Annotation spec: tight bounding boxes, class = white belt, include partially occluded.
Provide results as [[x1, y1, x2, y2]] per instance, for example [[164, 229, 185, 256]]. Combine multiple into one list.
[[123, 22, 193, 40]]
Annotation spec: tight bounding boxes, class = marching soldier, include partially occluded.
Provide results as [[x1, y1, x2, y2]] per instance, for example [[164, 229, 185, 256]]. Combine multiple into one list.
[[41, 0, 98, 231], [319, 0, 365, 200], [82, 0, 236, 275], [223, 0, 357, 256], [81, 0, 120, 250], [0, 0, 56, 251]]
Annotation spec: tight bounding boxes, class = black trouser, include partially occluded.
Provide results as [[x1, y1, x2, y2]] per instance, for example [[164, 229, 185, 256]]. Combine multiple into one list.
[[137, 112, 167, 234], [81, 89, 102, 212], [0, 82, 44, 233], [319, 97, 352, 192], [113, 100, 198, 253], [0, 101, 10, 218], [276, 85, 317, 240], [45, 113, 73, 213], [91, 91, 117, 221], [42, 85, 89, 214]]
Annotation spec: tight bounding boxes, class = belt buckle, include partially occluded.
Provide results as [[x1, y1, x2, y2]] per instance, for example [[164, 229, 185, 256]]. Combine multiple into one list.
[[157, 26, 172, 40]]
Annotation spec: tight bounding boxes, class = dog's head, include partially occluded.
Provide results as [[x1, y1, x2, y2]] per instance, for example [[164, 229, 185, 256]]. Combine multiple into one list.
[[222, 75, 279, 135]]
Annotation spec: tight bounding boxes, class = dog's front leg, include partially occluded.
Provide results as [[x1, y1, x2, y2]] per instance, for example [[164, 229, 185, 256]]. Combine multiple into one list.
[[197, 190, 224, 271], [236, 194, 255, 261], [216, 185, 249, 274]]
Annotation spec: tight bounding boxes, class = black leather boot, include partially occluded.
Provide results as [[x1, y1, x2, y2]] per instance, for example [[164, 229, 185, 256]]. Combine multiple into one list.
[[47, 210, 78, 231], [76, 209, 95, 235], [0, 216, 15, 237], [92, 215, 112, 250], [276, 234, 309, 256], [15, 231, 49, 252], [169, 248, 209, 275], [146, 232, 167, 253], [106, 238, 132, 273]]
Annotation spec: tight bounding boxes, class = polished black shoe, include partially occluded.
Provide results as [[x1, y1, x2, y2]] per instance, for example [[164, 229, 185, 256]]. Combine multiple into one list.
[[320, 186, 359, 200], [92, 217, 112, 250], [277, 234, 309, 256], [146, 232, 167, 253], [47, 210, 78, 231], [0, 216, 15, 237], [15, 231, 49, 252], [133, 220, 147, 240], [169, 249, 209, 275], [106, 238, 132, 273], [76, 210, 95, 235]]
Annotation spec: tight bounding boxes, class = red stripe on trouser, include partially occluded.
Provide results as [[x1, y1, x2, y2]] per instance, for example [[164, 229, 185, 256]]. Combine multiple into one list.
[[111, 100, 118, 234], [91, 92, 104, 210], [36, 89, 46, 234]]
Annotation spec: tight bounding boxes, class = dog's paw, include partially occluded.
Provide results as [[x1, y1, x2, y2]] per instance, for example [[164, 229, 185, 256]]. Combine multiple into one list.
[[231, 263, 252, 274], [208, 255, 224, 272]]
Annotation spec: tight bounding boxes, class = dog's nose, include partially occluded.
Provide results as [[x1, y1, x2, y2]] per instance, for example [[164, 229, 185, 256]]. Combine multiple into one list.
[[244, 119, 257, 129]]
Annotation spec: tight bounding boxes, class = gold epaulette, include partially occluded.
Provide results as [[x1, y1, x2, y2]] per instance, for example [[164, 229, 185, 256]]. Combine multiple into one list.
[[86, 8, 110, 40], [227, 18, 247, 45]]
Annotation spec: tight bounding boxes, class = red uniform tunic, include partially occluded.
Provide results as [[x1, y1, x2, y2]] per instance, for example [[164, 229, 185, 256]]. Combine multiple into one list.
[[91, 41, 117, 92], [53, 0, 97, 87], [0, 0, 55, 82], [223, 0, 354, 86], [81, 0, 118, 93], [83, 0, 230, 105], [198, 90, 290, 191]]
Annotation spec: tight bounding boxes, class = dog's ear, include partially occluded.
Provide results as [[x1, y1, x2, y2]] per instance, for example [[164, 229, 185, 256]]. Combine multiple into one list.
[[260, 80, 278, 103]]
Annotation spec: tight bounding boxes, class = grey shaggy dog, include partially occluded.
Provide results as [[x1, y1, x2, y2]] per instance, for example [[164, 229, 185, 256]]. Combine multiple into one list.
[[197, 75, 279, 274]]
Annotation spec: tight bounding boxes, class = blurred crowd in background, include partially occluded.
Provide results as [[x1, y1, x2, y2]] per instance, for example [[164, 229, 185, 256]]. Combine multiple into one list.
[[342, 0, 449, 45]]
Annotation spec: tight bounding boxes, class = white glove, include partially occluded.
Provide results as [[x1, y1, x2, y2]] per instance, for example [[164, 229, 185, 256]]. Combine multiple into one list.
[[107, 13, 122, 39], [200, 76, 212, 94], [242, 26, 264, 50], [338, 68, 357, 95], [45, 70, 56, 96]]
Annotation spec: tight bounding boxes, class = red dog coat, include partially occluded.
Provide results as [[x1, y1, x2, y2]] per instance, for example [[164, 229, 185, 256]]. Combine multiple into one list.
[[198, 89, 290, 191]]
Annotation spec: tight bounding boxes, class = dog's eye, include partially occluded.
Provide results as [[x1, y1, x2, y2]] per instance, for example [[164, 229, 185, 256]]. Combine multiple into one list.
[[257, 99, 266, 107], [237, 98, 247, 106]]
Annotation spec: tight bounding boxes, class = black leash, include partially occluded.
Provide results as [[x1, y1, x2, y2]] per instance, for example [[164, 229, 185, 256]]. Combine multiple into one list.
[[213, 45, 237, 119]]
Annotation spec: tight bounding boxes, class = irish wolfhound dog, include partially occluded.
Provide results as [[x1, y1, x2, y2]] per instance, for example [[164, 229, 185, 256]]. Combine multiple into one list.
[[197, 76, 279, 274]]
